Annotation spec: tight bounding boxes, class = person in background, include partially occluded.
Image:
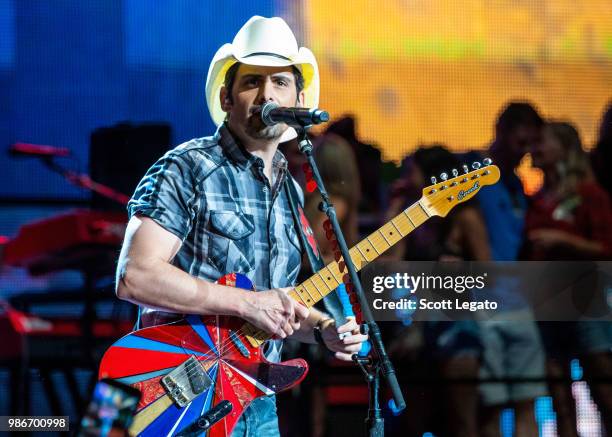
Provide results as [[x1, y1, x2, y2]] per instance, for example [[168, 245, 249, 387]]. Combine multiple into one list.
[[526, 121, 612, 436], [325, 116, 384, 219], [304, 133, 361, 260], [475, 102, 547, 437], [591, 101, 612, 200], [386, 145, 488, 437], [387, 145, 490, 262]]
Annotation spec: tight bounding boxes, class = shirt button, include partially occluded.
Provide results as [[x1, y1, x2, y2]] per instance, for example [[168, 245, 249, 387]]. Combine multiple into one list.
[[262, 186, 269, 193]]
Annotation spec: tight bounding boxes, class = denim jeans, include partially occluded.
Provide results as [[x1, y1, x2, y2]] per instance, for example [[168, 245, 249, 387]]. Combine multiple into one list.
[[231, 395, 280, 437]]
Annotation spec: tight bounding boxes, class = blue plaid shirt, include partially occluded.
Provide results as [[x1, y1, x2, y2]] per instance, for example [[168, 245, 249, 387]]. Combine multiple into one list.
[[127, 125, 304, 361]]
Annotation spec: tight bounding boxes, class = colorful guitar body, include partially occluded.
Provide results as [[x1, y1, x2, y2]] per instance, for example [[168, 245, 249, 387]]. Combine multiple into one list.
[[98, 273, 308, 437]]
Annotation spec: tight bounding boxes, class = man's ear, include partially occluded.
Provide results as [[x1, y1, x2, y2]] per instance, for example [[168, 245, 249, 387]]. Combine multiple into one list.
[[220, 86, 232, 112], [296, 91, 305, 107]]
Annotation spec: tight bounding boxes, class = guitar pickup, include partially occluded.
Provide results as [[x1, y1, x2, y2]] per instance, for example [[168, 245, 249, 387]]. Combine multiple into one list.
[[162, 355, 212, 407], [229, 330, 250, 358]]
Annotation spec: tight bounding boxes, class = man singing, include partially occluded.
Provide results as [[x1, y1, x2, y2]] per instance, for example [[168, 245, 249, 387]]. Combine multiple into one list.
[[115, 16, 368, 436]]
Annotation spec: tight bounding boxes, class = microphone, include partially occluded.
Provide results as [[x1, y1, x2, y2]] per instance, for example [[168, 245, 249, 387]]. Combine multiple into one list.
[[175, 400, 232, 437], [10, 143, 71, 158], [260, 102, 330, 128]]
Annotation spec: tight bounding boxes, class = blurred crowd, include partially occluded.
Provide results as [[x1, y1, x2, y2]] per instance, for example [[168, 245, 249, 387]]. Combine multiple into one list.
[[282, 101, 612, 437]]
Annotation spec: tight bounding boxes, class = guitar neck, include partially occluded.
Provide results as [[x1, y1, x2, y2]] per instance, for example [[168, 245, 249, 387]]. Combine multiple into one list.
[[243, 198, 432, 346]]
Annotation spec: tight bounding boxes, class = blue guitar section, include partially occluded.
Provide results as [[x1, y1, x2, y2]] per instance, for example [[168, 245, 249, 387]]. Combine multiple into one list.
[[114, 334, 209, 357], [187, 315, 219, 354]]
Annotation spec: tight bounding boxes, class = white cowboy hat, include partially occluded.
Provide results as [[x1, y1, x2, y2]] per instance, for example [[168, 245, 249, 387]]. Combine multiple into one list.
[[205, 16, 320, 141]]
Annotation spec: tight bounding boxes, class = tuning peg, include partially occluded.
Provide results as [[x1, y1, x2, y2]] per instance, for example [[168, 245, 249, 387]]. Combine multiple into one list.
[[440, 172, 448, 181], [463, 164, 469, 174], [452, 168, 459, 177], [483, 157, 492, 166], [430, 176, 437, 184], [472, 162, 481, 170]]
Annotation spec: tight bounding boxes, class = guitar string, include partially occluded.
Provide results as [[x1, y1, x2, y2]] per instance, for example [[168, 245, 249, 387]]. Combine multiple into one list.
[[155, 174, 490, 383]]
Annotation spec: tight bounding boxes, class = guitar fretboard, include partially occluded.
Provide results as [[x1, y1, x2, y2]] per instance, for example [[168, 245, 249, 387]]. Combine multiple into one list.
[[242, 199, 432, 347]]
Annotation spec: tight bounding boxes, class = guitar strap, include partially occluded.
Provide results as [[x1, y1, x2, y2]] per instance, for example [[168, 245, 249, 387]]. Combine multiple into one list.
[[283, 176, 346, 323], [284, 176, 372, 356], [283, 177, 325, 270]]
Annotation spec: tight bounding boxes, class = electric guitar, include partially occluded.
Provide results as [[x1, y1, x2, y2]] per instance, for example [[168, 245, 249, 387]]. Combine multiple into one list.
[[98, 162, 500, 436]]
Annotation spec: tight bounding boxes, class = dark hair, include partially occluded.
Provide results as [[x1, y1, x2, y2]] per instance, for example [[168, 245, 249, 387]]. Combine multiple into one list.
[[496, 102, 543, 133], [223, 62, 305, 103], [412, 144, 460, 180], [598, 101, 612, 143]]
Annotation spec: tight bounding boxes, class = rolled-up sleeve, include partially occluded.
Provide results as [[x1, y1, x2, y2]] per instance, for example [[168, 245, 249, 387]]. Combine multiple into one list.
[[127, 152, 197, 241]]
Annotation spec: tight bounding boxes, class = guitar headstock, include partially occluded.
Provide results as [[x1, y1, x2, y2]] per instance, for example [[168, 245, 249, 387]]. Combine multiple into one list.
[[421, 158, 500, 217]]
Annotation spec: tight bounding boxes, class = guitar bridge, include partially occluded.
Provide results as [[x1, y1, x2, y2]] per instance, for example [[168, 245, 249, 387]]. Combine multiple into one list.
[[161, 355, 212, 407]]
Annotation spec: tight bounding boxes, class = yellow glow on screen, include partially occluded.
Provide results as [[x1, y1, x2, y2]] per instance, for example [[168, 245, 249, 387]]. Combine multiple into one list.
[[305, 0, 612, 191]]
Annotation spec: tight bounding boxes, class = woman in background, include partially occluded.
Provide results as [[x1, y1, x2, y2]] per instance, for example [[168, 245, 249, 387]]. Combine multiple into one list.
[[526, 121, 612, 436]]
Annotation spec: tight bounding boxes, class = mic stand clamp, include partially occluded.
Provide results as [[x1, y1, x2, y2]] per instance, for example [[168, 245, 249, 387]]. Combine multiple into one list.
[[353, 356, 384, 437], [296, 127, 405, 437]]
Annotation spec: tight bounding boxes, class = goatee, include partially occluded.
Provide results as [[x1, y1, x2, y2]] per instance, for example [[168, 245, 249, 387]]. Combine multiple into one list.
[[245, 115, 286, 140]]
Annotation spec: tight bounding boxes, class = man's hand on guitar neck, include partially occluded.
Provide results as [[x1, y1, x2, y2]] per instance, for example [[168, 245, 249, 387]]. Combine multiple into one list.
[[241, 288, 310, 339]]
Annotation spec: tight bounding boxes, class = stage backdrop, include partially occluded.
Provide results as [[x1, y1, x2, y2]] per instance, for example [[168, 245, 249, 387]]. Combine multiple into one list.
[[305, 0, 612, 193], [0, 0, 274, 199], [1, 0, 610, 198]]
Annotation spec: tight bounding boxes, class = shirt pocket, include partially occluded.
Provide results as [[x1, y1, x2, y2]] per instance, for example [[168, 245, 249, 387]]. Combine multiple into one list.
[[207, 210, 256, 274]]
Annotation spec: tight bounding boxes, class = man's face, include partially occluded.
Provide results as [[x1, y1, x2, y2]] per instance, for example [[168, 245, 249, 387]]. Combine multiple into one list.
[[497, 124, 542, 169], [221, 64, 304, 142]]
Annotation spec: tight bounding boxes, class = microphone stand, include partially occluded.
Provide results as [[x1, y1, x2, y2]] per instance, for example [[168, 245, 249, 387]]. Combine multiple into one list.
[[41, 156, 130, 205], [21, 154, 129, 366], [295, 127, 405, 437]]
